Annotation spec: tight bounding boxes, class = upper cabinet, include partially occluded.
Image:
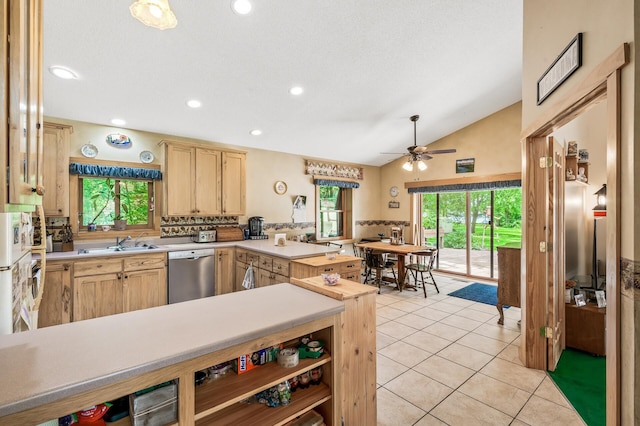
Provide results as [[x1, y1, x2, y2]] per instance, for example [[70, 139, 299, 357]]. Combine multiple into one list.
[[42, 123, 72, 216], [160, 140, 246, 216], [1, 0, 44, 210], [222, 151, 246, 215]]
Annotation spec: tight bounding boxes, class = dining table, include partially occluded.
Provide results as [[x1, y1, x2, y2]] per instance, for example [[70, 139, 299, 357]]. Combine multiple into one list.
[[355, 241, 426, 291]]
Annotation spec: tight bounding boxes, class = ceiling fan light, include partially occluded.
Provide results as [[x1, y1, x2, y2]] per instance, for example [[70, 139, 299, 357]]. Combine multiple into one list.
[[402, 161, 413, 172], [130, 0, 177, 30], [417, 160, 427, 171]]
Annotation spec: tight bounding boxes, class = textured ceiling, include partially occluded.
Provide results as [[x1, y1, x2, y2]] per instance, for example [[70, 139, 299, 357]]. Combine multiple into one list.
[[43, 0, 522, 166]]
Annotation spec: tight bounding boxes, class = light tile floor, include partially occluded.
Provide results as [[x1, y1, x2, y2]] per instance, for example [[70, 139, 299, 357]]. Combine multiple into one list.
[[375, 273, 586, 426]]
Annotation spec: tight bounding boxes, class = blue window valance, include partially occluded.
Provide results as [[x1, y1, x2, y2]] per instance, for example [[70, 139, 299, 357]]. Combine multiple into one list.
[[408, 179, 521, 194], [313, 178, 360, 189], [70, 163, 162, 180]]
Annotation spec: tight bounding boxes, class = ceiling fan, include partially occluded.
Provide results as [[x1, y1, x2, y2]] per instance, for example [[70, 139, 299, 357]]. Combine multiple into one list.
[[382, 115, 457, 171]]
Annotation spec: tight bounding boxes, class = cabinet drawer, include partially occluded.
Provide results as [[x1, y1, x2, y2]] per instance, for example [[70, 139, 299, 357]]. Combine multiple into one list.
[[259, 255, 273, 271], [235, 249, 247, 263], [317, 264, 339, 274], [339, 260, 360, 273], [272, 258, 289, 277], [124, 253, 166, 272], [74, 259, 122, 277], [246, 251, 260, 265], [342, 271, 360, 282]]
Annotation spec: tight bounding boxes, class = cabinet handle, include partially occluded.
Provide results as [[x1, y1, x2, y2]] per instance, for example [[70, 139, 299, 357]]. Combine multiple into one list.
[[63, 264, 70, 271], [32, 185, 45, 196], [117, 273, 121, 279], [346, 264, 355, 268], [323, 267, 334, 272]]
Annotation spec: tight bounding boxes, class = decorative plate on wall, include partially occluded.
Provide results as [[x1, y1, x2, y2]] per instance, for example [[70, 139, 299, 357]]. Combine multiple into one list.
[[139, 150, 154, 163], [274, 181, 287, 195], [106, 133, 132, 148], [81, 143, 98, 158]]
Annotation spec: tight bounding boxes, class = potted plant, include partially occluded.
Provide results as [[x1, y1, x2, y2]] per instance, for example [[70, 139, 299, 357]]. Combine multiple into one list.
[[112, 214, 127, 231]]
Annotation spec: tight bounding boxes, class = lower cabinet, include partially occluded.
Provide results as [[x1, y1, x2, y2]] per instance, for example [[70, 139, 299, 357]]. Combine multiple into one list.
[[235, 249, 290, 290], [73, 254, 167, 322], [215, 247, 235, 295], [38, 261, 73, 328]]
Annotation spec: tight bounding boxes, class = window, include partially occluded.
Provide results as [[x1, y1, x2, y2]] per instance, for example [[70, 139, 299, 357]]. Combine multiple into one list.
[[317, 185, 352, 240], [80, 177, 153, 228]]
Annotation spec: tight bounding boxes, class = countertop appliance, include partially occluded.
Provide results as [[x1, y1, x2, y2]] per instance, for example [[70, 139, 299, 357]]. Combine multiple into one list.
[[248, 216, 267, 240], [0, 212, 32, 334], [168, 248, 215, 304], [194, 230, 216, 243]]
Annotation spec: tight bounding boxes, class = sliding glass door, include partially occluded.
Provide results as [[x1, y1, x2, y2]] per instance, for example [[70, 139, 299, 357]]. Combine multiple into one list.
[[419, 187, 522, 279]]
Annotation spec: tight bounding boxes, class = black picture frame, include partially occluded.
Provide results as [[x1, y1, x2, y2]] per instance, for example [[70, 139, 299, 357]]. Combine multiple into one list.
[[537, 33, 582, 105], [456, 158, 475, 174]]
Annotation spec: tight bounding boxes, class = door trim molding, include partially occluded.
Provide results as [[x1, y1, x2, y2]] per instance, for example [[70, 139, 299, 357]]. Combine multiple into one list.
[[521, 43, 627, 424]]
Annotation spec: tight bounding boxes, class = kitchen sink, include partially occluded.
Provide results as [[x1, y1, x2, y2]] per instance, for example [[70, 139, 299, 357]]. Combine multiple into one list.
[[78, 244, 159, 254]]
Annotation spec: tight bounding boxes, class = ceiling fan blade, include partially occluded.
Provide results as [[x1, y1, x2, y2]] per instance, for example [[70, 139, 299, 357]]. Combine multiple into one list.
[[422, 154, 433, 161], [380, 152, 407, 155], [422, 148, 457, 155]]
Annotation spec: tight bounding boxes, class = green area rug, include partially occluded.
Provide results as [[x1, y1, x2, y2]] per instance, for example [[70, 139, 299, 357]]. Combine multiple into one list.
[[549, 348, 606, 426]]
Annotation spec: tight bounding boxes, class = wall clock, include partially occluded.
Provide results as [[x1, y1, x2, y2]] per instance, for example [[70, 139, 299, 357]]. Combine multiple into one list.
[[81, 143, 98, 158], [274, 181, 288, 195], [389, 186, 399, 197], [139, 150, 154, 163]]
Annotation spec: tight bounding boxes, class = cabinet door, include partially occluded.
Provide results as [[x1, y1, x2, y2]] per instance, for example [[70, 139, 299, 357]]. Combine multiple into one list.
[[42, 123, 70, 216], [38, 261, 72, 328], [195, 148, 221, 215], [166, 144, 196, 216], [123, 268, 167, 312], [257, 268, 272, 287], [221, 151, 246, 215], [6, 0, 42, 206], [73, 273, 123, 321], [215, 248, 235, 295]]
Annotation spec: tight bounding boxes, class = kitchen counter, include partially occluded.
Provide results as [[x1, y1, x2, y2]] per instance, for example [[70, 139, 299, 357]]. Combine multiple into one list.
[[0, 283, 344, 419], [40, 238, 339, 260]]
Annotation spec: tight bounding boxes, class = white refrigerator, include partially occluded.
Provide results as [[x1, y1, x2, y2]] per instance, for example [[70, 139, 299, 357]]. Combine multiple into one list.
[[0, 212, 33, 335]]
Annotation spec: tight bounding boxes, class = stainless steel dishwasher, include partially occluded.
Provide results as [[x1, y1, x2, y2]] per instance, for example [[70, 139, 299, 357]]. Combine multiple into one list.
[[168, 248, 216, 304]]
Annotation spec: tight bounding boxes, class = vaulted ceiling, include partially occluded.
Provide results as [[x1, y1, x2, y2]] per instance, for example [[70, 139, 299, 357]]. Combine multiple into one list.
[[43, 0, 522, 166]]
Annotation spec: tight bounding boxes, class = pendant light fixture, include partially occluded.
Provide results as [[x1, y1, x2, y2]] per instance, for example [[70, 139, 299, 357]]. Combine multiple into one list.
[[130, 0, 177, 30]]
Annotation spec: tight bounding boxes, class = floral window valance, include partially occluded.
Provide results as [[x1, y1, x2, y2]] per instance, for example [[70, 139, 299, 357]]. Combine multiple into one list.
[[408, 179, 520, 194], [313, 178, 360, 189], [69, 163, 162, 180], [305, 160, 363, 180]]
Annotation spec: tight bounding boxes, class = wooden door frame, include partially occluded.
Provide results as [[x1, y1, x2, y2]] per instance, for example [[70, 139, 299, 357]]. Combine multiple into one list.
[[521, 44, 627, 424]]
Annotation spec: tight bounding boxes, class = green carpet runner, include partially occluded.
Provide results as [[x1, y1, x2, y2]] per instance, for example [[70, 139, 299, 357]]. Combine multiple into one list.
[[548, 348, 605, 426]]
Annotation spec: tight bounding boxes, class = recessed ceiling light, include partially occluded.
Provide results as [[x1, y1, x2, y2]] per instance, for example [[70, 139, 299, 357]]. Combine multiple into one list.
[[186, 99, 202, 108], [49, 66, 78, 80], [250, 129, 262, 136], [289, 86, 304, 96], [232, 0, 252, 15], [111, 118, 126, 126]]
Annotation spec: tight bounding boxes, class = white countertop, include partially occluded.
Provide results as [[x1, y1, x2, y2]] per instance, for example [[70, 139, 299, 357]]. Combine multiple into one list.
[[0, 284, 344, 418], [41, 238, 339, 261]]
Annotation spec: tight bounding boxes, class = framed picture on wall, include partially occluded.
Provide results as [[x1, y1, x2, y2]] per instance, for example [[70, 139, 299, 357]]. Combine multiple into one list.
[[456, 158, 475, 174]]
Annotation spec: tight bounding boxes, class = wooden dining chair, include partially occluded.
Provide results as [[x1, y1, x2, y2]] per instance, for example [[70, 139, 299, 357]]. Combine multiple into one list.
[[404, 249, 439, 298], [364, 249, 399, 293]]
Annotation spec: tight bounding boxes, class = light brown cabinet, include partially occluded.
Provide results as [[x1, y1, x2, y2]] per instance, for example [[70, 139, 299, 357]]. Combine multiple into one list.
[[38, 261, 73, 328], [73, 253, 166, 322], [235, 249, 290, 290], [1, 0, 44, 209], [215, 247, 235, 295], [221, 151, 246, 215], [42, 123, 71, 216], [290, 255, 362, 282], [161, 140, 246, 216], [496, 245, 521, 325]]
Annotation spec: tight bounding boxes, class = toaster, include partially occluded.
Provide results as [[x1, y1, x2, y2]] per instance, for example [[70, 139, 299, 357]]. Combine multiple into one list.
[[196, 230, 217, 243]]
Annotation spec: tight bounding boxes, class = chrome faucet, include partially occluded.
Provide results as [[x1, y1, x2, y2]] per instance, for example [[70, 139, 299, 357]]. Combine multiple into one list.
[[134, 231, 149, 247], [116, 235, 131, 249]]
